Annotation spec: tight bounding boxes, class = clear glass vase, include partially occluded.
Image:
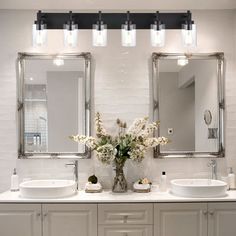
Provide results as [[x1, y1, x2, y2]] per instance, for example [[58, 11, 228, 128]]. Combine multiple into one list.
[[112, 159, 128, 193]]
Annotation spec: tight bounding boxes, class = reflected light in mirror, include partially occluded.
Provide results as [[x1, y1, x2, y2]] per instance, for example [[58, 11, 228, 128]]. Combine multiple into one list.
[[177, 58, 189, 66], [53, 58, 65, 66]]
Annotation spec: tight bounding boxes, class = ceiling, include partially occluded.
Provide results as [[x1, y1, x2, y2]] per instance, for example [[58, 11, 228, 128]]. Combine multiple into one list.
[[0, 0, 235, 10]]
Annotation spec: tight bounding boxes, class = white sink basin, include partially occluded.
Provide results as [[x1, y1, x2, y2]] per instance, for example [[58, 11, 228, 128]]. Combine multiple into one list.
[[171, 179, 227, 198], [20, 180, 77, 199]]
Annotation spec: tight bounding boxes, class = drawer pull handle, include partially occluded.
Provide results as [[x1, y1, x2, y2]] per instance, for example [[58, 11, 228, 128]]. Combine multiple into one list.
[[209, 211, 214, 216], [123, 215, 128, 223]]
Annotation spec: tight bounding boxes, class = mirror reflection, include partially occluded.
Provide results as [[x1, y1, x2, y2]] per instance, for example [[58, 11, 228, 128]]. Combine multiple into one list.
[[18, 54, 90, 157], [153, 53, 224, 157]]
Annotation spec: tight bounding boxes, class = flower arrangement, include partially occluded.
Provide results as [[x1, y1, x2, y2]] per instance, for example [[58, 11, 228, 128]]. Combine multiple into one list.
[[70, 112, 168, 164], [70, 112, 168, 192]]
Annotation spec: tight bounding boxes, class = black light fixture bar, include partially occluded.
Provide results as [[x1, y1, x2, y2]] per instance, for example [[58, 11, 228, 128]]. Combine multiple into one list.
[[38, 12, 190, 30]]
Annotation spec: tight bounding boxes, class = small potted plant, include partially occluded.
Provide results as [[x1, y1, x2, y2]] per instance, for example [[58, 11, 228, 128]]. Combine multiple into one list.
[[85, 174, 102, 193]]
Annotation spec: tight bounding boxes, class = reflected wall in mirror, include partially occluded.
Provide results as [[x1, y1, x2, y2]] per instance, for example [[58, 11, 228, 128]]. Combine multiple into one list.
[[17, 53, 91, 159], [151, 53, 225, 158]]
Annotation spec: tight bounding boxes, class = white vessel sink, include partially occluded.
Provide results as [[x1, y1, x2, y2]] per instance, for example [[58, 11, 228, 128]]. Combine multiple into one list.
[[19, 180, 77, 198], [171, 179, 227, 198]]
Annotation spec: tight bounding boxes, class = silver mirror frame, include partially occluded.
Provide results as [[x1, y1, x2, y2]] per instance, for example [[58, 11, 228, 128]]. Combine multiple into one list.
[[151, 52, 225, 158], [17, 52, 92, 159]]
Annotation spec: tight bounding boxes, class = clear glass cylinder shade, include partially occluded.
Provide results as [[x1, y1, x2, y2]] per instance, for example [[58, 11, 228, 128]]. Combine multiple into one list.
[[63, 24, 78, 47], [182, 23, 197, 47], [92, 23, 107, 47], [32, 23, 47, 46], [150, 24, 165, 47], [121, 24, 136, 47]]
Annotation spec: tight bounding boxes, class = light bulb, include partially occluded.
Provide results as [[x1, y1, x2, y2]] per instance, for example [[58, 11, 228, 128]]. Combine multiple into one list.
[[182, 13, 197, 47], [32, 23, 47, 47], [121, 24, 136, 47], [150, 24, 165, 47], [63, 11, 78, 47], [92, 24, 107, 47], [32, 11, 47, 47]]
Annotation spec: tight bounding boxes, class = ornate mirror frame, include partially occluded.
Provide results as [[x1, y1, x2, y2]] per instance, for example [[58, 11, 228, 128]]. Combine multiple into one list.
[[17, 53, 91, 159], [151, 52, 225, 158]]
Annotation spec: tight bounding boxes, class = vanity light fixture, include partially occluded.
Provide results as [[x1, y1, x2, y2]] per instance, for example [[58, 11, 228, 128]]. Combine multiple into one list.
[[182, 10, 197, 47], [32, 11, 196, 48], [32, 10, 47, 46], [92, 11, 107, 47], [121, 11, 136, 47], [150, 11, 165, 47], [63, 11, 78, 47]]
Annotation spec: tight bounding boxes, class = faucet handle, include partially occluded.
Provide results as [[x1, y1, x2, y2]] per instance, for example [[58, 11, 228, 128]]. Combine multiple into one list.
[[65, 161, 76, 167]]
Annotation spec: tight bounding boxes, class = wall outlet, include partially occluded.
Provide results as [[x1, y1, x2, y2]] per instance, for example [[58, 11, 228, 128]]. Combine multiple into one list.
[[168, 128, 174, 135]]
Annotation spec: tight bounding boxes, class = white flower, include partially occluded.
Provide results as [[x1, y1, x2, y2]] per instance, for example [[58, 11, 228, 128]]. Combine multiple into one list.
[[141, 178, 150, 184], [139, 121, 160, 138], [144, 137, 169, 147], [127, 117, 148, 136], [95, 112, 107, 137], [70, 135, 97, 149], [128, 144, 146, 163], [96, 144, 116, 164]]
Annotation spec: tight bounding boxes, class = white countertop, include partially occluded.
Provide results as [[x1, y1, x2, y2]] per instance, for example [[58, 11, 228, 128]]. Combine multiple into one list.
[[1, 190, 236, 203]]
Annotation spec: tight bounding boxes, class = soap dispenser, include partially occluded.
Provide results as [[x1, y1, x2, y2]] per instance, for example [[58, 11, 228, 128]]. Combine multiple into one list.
[[228, 167, 235, 190], [160, 171, 167, 192], [11, 168, 19, 192]]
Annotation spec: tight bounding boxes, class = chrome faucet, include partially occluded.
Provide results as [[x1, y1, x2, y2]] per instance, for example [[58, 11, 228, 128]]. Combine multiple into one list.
[[65, 160, 79, 190], [208, 159, 217, 180]]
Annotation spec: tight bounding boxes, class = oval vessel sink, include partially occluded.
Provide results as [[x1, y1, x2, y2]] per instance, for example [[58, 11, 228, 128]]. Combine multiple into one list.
[[171, 179, 227, 198], [20, 180, 77, 198]]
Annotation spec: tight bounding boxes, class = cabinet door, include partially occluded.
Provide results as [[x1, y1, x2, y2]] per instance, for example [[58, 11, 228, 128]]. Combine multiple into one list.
[[43, 204, 97, 236], [154, 203, 207, 236], [208, 202, 236, 236], [98, 225, 153, 236], [0, 204, 41, 236]]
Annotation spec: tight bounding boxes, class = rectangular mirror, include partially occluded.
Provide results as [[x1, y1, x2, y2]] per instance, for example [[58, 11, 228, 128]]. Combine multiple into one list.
[[151, 53, 225, 158], [17, 53, 91, 159]]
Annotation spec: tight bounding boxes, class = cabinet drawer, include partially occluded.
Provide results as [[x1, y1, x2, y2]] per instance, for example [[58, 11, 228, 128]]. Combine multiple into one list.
[[98, 225, 153, 236], [98, 204, 153, 225]]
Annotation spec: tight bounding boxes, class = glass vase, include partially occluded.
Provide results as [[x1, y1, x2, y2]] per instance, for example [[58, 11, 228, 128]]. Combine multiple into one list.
[[112, 159, 128, 193]]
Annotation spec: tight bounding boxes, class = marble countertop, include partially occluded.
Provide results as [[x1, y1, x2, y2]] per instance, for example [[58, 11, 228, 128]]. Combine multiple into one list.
[[1, 190, 236, 203]]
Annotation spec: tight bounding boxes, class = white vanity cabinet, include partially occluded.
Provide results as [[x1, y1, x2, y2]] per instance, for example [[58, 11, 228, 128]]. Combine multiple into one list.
[[98, 204, 153, 236], [1, 201, 236, 236], [42, 204, 97, 236], [154, 203, 208, 236], [0, 204, 42, 236], [208, 202, 236, 236]]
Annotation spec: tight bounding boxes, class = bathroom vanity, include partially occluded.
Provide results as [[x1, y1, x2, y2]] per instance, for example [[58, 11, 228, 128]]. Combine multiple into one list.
[[0, 190, 236, 236]]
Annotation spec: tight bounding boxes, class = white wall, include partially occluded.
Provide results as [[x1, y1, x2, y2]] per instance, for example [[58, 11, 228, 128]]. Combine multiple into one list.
[[159, 72, 195, 151], [179, 60, 219, 152], [47, 71, 79, 152], [0, 10, 235, 191]]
